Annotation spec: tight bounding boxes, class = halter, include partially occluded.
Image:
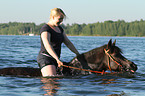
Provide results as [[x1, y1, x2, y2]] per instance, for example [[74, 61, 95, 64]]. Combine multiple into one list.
[[104, 49, 124, 72]]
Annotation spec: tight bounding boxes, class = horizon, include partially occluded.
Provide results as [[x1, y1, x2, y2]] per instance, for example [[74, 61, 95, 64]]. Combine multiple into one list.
[[0, 19, 144, 26]]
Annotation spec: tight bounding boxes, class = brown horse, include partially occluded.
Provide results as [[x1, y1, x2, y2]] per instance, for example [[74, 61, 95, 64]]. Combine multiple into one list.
[[0, 39, 137, 77], [62, 39, 137, 76]]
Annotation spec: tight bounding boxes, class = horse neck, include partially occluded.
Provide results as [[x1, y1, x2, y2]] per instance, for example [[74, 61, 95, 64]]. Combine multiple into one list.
[[83, 45, 106, 62]]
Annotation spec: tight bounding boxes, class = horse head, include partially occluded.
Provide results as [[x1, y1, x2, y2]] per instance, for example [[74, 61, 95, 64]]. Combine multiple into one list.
[[103, 39, 137, 73]]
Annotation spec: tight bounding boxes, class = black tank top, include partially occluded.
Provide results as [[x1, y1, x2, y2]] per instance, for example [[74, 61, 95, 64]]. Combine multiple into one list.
[[39, 24, 64, 58]]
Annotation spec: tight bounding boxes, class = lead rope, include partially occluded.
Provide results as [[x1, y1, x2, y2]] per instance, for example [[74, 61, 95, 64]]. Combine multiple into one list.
[[62, 49, 124, 74], [41, 50, 123, 75], [41, 53, 107, 74], [61, 64, 108, 74]]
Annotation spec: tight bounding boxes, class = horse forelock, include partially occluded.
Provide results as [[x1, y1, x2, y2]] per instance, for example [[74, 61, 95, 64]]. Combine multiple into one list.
[[102, 44, 123, 54]]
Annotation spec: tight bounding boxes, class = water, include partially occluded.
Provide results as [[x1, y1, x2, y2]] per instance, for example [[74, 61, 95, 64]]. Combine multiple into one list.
[[0, 35, 145, 96]]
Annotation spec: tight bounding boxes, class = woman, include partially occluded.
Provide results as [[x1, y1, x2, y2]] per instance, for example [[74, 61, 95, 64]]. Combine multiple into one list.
[[37, 8, 79, 77]]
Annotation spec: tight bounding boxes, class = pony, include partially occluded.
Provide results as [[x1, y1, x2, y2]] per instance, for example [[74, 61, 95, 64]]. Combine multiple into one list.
[[0, 39, 137, 77]]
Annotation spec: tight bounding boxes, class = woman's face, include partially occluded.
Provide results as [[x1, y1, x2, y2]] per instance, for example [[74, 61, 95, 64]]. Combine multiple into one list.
[[53, 15, 64, 26]]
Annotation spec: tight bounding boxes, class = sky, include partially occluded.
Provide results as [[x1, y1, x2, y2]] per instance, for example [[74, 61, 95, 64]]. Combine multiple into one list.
[[0, 0, 145, 25]]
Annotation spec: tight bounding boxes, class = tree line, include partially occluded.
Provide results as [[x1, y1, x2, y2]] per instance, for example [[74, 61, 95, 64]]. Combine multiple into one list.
[[0, 19, 145, 36]]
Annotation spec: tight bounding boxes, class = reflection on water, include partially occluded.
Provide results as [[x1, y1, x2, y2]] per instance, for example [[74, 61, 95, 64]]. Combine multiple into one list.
[[41, 77, 60, 96], [100, 79, 117, 84]]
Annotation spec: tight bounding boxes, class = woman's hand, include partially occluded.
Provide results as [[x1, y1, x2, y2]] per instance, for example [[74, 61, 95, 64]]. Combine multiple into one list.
[[56, 59, 63, 67]]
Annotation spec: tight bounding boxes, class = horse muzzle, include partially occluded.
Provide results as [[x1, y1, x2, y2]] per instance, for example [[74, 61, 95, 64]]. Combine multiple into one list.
[[125, 62, 137, 73]]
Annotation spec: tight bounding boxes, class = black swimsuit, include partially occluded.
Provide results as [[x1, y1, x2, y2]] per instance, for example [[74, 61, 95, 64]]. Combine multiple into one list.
[[37, 24, 64, 69]]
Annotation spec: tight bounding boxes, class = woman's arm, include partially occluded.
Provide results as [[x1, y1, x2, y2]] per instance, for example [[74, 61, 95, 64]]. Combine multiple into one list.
[[63, 32, 80, 55], [41, 31, 63, 67]]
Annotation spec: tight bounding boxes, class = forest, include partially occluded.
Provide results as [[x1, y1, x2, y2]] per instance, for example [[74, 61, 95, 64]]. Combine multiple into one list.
[[0, 19, 145, 36]]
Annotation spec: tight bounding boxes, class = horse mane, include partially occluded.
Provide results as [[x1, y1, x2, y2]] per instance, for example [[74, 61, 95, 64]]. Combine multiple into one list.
[[84, 45, 105, 55], [113, 45, 123, 54], [83, 44, 123, 59], [82, 45, 107, 62]]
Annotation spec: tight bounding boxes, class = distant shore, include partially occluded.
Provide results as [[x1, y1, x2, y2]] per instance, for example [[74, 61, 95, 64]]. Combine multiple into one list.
[[1, 20, 145, 36]]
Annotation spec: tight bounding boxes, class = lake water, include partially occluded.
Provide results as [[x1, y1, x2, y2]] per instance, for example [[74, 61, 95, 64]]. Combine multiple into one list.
[[0, 35, 145, 96]]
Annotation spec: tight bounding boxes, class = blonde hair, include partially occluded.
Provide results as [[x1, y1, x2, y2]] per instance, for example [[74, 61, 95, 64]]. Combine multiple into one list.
[[50, 8, 66, 19]]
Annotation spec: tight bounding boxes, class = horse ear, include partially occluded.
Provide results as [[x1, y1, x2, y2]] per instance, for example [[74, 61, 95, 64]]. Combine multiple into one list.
[[112, 39, 116, 46], [107, 39, 112, 49]]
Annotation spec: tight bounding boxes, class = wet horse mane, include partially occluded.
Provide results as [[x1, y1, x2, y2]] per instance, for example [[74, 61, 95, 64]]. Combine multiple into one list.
[[82, 44, 123, 61]]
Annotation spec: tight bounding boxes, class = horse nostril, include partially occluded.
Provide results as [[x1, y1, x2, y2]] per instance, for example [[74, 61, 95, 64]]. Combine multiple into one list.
[[130, 63, 137, 71], [130, 64, 134, 68]]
